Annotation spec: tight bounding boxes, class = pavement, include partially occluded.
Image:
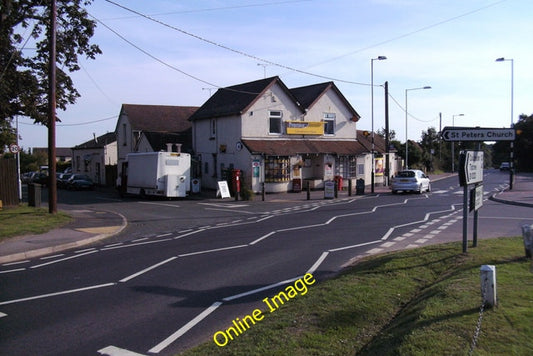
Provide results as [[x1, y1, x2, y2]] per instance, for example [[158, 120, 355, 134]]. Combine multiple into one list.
[[1, 173, 532, 265]]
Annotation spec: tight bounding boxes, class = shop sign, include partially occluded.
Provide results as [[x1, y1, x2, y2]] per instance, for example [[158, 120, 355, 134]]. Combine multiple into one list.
[[286, 121, 324, 135]]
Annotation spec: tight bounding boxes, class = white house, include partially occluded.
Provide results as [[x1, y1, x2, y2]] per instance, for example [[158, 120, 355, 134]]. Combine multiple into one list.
[[189, 76, 392, 193], [115, 104, 199, 178], [71, 132, 117, 185]]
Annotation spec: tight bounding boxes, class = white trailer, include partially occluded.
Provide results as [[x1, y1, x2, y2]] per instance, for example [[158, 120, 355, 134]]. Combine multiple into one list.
[[125, 151, 191, 198]]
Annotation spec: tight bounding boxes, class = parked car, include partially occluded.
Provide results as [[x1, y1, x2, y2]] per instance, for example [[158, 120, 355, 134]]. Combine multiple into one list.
[[66, 174, 95, 190], [499, 162, 510, 171], [31, 172, 49, 186], [21, 172, 37, 184], [57, 173, 73, 189], [391, 169, 431, 194]]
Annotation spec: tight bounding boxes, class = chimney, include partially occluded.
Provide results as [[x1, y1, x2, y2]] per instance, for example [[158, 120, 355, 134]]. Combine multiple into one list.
[[175, 144, 182, 153], [166, 143, 173, 152]]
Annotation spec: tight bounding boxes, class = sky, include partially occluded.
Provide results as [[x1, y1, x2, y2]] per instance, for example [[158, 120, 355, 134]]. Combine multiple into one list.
[[16, 0, 533, 150]]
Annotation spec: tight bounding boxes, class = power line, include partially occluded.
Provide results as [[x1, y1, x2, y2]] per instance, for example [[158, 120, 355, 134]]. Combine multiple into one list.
[[388, 93, 436, 123], [103, 0, 371, 86]]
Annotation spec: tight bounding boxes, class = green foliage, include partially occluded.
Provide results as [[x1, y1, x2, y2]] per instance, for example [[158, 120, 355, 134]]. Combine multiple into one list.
[[0, 0, 101, 147], [493, 113, 533, 172]]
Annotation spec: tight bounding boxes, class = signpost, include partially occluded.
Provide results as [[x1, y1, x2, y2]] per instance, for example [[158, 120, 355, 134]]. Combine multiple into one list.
[[459, 150, 484, 253], [441, 127, 515, 142]]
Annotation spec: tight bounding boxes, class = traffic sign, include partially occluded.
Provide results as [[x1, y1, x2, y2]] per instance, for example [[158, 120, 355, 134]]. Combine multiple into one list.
[[9, 144, 20, 154], [441, 127, 515, 141], [459, 150, 483, 186]]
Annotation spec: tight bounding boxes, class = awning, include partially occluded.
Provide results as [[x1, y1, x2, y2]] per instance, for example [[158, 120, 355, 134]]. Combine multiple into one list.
[[242, 139, 371, 156]]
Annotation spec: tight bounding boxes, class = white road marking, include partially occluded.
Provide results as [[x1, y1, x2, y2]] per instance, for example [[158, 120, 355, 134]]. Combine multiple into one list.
[[148, 302, 222, 354], [198, 203, 249, 208], [101, 238, 172, 251], [131, 238, 148, 242], [156, 233, 172, 238], [75, 248, 97, 254], [98, 345, 146, 356], [223, 277, 302, 302], [0, 268, 25, 274], [2, 260, 30, 266], [104, 243, 123, 248], [0, 312, 6, 318], [328, 240, 382, 253], [40, 254, 65, 260], [30, 250, 98, 269], [0, 283, 115, 306], [178, 244, 248, 258], [119, 257, 177, 283], [138, 202, 180, 208], [307, 252, 329, 275]]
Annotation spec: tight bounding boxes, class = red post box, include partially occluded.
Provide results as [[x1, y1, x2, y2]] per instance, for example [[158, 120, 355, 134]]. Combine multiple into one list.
[[232, 169, 241, 194], [334, 175, 343, 191]]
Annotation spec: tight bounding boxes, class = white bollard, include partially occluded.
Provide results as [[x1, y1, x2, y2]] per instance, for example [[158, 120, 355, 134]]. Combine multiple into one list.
[[480, 265, 497, 308], [522, 224, 533, 258]]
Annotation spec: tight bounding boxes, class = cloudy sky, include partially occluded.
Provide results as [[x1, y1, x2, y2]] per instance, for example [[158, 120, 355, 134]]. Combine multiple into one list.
[[17, 0, 532, 150]]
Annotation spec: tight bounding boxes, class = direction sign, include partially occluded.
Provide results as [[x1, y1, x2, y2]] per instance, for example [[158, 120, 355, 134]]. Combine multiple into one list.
[[459, 150, 483, 186], [441, 127, 515, 141]]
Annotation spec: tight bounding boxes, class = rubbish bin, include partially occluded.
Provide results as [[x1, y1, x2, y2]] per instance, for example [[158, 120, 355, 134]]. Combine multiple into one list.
[[28, 183, 41, 207], [356, 178, 365, 195]]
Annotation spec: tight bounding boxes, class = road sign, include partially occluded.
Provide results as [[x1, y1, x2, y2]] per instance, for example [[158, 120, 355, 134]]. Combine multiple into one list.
[[459, 150, 484, 186], [441, 127, 515, 141], [9, 144, 20, 154], [469, 184, 483, 212]]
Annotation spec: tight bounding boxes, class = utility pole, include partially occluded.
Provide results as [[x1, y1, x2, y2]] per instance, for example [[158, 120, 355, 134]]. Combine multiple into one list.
[[384, 81, 390, 186], [48, 0, 57, 214]]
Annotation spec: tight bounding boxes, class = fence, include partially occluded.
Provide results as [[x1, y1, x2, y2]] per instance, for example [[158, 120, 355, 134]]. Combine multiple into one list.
[[0, 158, 18, 206]]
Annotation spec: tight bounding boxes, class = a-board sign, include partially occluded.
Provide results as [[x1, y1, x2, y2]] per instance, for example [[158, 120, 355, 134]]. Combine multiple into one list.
[[324, 180, 335, 199], [469, 184, 483, 212], [217, 181, 231, 198], [441, 127, 515, 142], [459, 150, 484, 186]]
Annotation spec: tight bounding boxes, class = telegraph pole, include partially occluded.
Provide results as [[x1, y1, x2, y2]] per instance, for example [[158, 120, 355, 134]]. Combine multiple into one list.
[[384, 81, 390, 186], [48, 0, 57, 214]]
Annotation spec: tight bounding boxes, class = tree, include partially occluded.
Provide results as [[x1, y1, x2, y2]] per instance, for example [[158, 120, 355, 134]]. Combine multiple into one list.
[[0, 0, 101, 147], [493, 113, 533, 172]]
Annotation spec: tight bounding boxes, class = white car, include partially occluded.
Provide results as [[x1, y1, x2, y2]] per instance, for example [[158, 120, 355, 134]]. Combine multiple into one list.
[[391, 169, 431, 194]]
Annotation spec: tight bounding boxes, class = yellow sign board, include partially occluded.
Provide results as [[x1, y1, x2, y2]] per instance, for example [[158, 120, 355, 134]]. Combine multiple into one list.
[[286, 121, 324, 135]]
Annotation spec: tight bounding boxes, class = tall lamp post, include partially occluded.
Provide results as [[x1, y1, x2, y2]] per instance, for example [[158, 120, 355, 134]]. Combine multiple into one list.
[[405, 86, 431, 169], [496, 57, 514, 190], [370, 55, 387, 193], [451, 114, 464, 173]]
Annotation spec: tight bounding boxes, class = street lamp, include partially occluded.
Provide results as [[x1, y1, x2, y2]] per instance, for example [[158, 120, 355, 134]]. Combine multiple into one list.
[[370, 55, 387, 193], [495, 57, 515, 189], [451, 114, 464, 173], [405, 86, 431, 169]]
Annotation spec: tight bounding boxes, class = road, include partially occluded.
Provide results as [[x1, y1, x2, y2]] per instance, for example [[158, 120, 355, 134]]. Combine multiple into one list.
[[1, 170, 530, 355]]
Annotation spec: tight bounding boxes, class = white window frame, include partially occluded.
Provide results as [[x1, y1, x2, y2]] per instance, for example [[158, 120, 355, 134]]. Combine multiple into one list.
[[269, 110, 283, 135], [323, 113, 336, 135]]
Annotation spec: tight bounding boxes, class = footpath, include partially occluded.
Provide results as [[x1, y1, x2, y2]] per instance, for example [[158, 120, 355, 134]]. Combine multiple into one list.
[[1, 173, 532, 264]]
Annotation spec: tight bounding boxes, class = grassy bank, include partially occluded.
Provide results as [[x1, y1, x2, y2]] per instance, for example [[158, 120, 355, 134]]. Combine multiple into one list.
[[181, 237, 533, 355], [0, 205, 71, 241]]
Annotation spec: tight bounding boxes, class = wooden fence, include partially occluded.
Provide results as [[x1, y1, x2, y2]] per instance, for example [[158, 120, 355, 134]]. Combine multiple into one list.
[[0, 158, 18, 207]]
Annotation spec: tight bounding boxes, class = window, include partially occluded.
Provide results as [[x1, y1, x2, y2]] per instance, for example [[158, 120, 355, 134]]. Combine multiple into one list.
[[265, 157, 290, 182], [323, 113, 336, 135], [269, 111, 283, 134]]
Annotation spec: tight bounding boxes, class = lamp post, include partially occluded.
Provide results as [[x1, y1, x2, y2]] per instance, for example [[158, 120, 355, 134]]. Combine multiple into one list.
[[451, 114, 464, 173], [496, 57, 514, 190], [370, 55, 387, 193], [405, 86, 431, 169]]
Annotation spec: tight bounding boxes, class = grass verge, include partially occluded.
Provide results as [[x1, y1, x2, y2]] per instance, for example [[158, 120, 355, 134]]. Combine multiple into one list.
[[181, 237, 533, 355], [0, 204, 71, 241]]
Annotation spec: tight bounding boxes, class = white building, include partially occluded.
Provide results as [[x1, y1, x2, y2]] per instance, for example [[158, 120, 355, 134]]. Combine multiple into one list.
[[189, 76, 393, 193], [71, 132, 117, 185]]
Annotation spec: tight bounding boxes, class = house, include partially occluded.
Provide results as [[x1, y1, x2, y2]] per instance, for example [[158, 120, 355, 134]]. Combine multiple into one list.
[[32, 147, 72, 163], [189, 76, 393, 193], [115, 104, 199, 178], [71, 132, 117, 185]]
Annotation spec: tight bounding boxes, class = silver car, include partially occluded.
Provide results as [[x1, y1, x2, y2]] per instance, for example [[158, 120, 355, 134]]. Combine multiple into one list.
[[391, 169, 431, 194]]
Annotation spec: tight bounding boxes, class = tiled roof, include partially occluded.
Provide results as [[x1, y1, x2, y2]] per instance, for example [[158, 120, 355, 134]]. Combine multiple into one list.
[[33, 147, 72, 157], [72, 132, 116, 150], [189, 76, 303, 121], [242, 139, 369, 156], [291, 82, 360, 121], [356, 130, 386, 154], [120, 104, 198, 132]]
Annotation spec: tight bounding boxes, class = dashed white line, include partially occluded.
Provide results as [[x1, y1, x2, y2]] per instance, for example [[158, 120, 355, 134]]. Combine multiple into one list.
[[178, 244, 248, 258], [40, 254, 64, 260], [2, 260, 29, 266], [98, 345, 146, 356], [0, 268, 25, 274], [75, 248, 96, 254]]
